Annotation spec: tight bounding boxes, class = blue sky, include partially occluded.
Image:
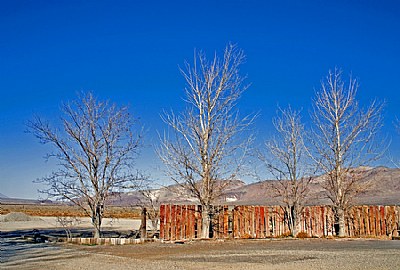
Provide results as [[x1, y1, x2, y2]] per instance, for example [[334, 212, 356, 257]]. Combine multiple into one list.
[[1, 0, 399, 199]]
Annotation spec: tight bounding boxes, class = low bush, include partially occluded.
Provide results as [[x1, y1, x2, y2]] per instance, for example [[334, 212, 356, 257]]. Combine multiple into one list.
[[296, 231, 310, 238]]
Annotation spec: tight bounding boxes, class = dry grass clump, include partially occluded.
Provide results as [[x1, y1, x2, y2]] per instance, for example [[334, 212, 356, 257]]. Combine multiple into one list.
[[278, 231, 292, 238], [296, 231, 310, 238], [241, 233, 253, 239]]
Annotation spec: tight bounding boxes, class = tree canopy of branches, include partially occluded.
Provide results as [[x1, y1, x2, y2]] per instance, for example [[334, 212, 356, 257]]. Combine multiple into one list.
[[28, 92, 143, 238], [159, 44, 254, 238], [262, 107, 312, 237], [391, 118, 400, 168], [311, 69, 383, 237]]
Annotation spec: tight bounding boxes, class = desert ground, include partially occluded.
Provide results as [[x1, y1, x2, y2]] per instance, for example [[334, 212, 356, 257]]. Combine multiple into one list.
[[1, 213, 400, 270], [2, 235, 400, 270]]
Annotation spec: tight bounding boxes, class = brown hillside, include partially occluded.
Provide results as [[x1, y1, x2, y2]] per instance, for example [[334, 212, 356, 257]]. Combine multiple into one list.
[[106, 166, 400, 206]]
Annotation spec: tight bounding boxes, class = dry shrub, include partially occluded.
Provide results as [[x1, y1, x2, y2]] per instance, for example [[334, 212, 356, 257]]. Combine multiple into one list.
[[296, 231, 310, 238], [241, 233, 253, 239], [278, 231, 292, 238]]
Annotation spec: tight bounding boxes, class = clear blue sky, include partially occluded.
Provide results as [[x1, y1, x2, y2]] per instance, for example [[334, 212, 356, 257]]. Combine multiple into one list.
[[1, 0, 399, 199]]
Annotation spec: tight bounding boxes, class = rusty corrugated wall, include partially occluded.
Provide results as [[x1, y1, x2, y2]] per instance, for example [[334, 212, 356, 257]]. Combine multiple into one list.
[[159, 204, 400, 240]]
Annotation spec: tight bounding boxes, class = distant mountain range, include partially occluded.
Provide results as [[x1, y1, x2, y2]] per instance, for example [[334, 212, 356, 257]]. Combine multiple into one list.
[[0, 192, 53, 204], [107, 166, 400, 206], [222, 166, 400, 206], [2, 166, 399, 206]]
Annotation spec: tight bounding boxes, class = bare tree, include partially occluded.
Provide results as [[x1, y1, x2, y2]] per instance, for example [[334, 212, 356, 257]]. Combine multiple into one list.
[[28, 92, 143, 238], [133, 177, 161, 235], [159, 44, 254, 238], [56, 216, 81, 239], [311, 69, 383, 237], [390, 118, 400, 168], [262, 106, 312, 237], [139, 188, 160, 234]]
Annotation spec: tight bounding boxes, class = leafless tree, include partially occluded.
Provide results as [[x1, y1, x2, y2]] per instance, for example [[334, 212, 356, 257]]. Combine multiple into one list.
[[311, 69, 383, 237], [132, 177, 161, 234], [262, 106, 312, 237], [139, 188, 160, 234], [56, 216, 81, 239], [390, 118, 400, 168], [28, 92, 143, 238], [158, 44, 254, 238]]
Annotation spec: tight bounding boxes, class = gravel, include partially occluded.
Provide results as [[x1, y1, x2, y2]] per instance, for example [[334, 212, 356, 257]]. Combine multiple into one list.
[[0, 212, 42, 222]]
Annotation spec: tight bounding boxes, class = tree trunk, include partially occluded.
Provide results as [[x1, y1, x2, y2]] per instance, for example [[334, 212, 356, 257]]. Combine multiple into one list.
[[140, 207, 147, 239], [290, 206, 298, 237], [201, 205, 211, 239], [92, 216, 101, 239], [335, 207, 346, 237], [92, 205, 103, 239]]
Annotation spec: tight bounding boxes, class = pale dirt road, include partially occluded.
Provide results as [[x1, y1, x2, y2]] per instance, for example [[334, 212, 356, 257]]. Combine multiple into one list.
[[2, 237, 400, 270]]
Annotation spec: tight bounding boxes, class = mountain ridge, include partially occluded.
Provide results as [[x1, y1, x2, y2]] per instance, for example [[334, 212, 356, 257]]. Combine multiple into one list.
[[2, 166, 399, 206], [108, 166, 400, 206]]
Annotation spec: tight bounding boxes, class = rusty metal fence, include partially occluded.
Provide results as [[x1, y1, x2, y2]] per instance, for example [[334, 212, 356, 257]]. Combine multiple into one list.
[[159, 204, 400, 240]]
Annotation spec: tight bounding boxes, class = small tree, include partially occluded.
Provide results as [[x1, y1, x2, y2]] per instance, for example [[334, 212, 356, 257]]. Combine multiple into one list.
[[262, 107, 312, 237], [159, 44, 254, 238], [132, 177, 161, 235], [311, 69, 383, 237], [390, 118, 400, 168], [28, 92, 143, 238], [139, 188, 160, 234], [56, 216, 81, 239]]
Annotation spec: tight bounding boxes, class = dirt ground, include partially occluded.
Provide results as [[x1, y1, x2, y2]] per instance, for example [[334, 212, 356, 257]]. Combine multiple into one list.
[[2, 236, 400, 270], [1, 214, 400, 270]]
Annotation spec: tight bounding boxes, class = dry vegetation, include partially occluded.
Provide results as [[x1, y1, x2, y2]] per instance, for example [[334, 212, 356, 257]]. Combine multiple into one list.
[[0, 203, 142, 219]]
